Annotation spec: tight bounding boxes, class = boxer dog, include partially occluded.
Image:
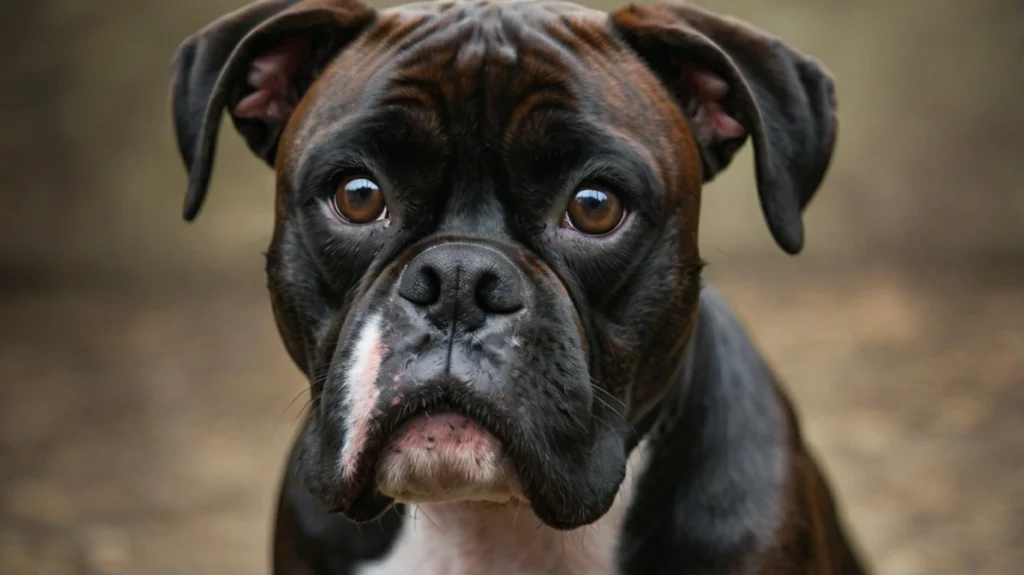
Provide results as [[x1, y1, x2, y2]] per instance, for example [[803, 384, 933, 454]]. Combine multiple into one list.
[[171, 0, 868, 573]]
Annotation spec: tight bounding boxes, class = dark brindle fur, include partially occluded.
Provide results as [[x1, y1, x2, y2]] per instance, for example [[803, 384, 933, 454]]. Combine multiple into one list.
[[170, 1, 868, 573]]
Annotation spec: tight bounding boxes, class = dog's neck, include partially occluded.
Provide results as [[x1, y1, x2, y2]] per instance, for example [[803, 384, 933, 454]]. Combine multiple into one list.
[[615, 285, 791, 571]]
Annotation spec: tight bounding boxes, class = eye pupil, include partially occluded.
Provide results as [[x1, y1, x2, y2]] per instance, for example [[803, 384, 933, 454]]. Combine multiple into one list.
[[333, 176, 387, 223], [346, 178, 373, 196], [346, 182, 375, 206], [565, 187, 624, 235], [577, 189, 606, 210]]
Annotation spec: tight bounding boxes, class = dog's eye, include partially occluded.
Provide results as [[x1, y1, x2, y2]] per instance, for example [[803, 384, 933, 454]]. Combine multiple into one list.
[[563, 188, 624, 235], [333, 176, 388, 224]]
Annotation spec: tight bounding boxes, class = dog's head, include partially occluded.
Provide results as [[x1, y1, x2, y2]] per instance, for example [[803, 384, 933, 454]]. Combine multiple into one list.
[[171, 0, 836, 529]]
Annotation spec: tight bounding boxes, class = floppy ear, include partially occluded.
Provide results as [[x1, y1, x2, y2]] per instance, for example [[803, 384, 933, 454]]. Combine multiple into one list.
[[171, 0, 375, 221], [611, 2, 838, 254]]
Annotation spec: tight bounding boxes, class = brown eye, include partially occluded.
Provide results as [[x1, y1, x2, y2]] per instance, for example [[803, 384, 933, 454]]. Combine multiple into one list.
[[333, 176, 387, 223], [564, 188, 624, 235]]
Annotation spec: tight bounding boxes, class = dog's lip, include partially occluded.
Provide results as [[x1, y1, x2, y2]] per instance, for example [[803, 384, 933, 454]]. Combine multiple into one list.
[[381, 407, 504, 450], [345, 392, 517, 506], [378, 397, 509, 446]]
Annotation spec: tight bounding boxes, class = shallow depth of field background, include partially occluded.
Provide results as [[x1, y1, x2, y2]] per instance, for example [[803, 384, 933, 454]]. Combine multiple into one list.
[[1, 1, 1022, 574]]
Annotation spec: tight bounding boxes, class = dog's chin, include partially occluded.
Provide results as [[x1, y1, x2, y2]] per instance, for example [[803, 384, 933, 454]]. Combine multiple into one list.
[[374, 412, 525, 506], [310, 409, 626, 529]]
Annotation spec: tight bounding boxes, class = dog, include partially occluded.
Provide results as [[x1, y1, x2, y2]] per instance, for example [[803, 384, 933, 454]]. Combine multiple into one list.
[[170, 0, 867, 573]]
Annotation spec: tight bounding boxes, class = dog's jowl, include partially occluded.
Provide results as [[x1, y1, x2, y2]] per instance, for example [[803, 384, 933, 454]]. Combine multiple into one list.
[[171, 1, 867, 573]]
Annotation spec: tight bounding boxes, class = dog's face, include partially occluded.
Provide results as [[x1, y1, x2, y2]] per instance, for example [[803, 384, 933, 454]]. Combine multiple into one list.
[[172, 0, 836, 529]]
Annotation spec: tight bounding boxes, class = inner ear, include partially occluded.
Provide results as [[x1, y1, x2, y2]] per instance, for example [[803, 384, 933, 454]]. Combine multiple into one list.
[[666, 60, 749, 181], [681, 65, 746, 149], [639, 48, 752, 182], [234, 37, 313, 121], [226, 29, 341, 165]]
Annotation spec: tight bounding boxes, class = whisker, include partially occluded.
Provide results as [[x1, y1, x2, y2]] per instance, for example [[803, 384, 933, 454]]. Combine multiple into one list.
[[415, 506, 444, 533], [588, 377, 635, 434], [700, 243, 731, 260], [590, 382, 626, 411], [273, 386, 311, 431], [512, 498, 523, 528], [286, 398, 314, 437]]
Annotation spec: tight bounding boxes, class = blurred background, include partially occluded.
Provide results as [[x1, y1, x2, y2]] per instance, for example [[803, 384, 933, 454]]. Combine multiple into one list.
[[1, 0, 1021, 573]]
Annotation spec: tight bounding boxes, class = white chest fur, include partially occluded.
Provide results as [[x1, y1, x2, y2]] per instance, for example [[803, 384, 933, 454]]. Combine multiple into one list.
[[355, 441, 649, 575]]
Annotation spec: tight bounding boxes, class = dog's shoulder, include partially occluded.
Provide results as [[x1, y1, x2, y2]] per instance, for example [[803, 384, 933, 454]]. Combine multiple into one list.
[[618, 283, 865, 574]]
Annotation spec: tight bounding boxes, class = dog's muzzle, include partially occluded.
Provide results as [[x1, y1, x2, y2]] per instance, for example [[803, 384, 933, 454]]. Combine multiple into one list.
[[302, 237, 618, 527], [376, 243, 530, 503]]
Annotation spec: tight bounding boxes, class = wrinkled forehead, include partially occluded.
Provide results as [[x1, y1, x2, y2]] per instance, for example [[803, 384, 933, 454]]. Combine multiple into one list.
[[384, 0, 606, 47], [392, 0, 600, 19], [289, 0, 687, 156]]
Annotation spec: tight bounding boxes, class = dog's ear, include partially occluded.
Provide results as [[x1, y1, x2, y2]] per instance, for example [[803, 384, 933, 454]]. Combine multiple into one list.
[[611, 2, 838, 254], [171, 0, 375, 221]]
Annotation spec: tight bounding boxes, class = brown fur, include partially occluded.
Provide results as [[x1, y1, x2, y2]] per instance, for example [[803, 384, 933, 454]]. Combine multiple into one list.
[[170, 1, 864, 573]]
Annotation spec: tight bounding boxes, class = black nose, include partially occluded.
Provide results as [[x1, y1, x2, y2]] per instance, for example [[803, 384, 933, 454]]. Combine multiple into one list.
[[399, 243, 526, 330]]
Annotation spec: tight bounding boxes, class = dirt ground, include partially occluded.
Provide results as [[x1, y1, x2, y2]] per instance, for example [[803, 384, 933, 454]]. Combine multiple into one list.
[[1, 258, 1021, 575]]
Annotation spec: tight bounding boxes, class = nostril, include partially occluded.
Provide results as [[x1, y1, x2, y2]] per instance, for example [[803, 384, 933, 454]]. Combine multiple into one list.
[[399, 244, 527, 324], [475, 270, 524, 314], [399, 264, 442, 306]]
